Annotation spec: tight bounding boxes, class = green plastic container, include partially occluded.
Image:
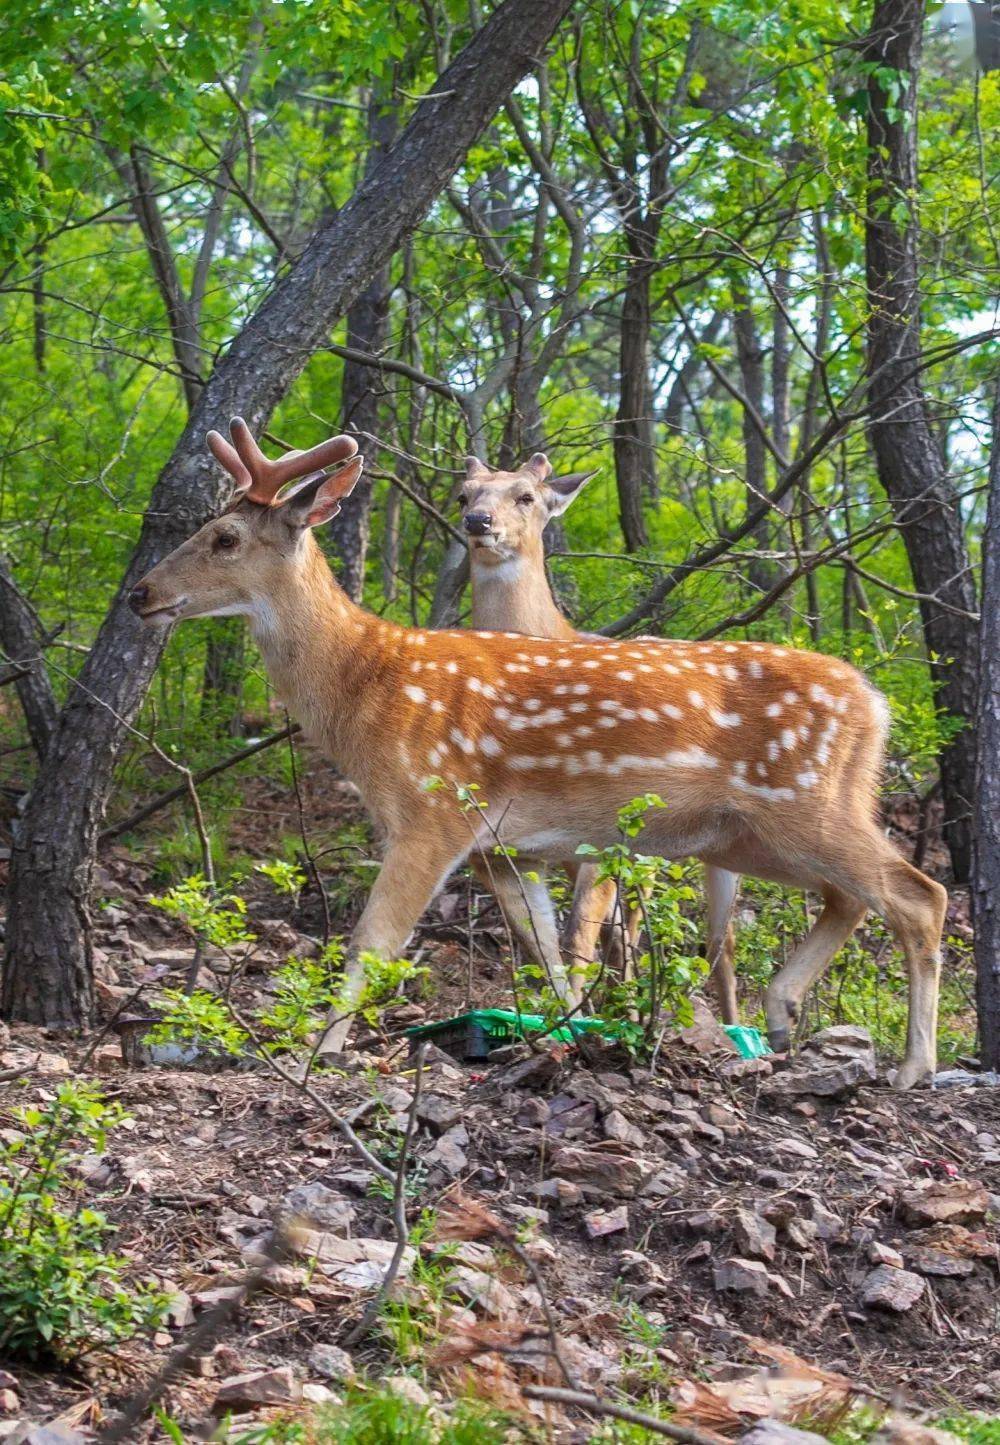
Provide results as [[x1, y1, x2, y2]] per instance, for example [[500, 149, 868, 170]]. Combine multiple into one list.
[[406, 1008, 609, 1061], [723, 1024, 772, 1059]]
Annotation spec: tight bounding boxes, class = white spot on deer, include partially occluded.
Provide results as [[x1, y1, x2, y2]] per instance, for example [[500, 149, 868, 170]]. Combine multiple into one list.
[[413, 633, 426, 645], [755, 762, 768, 778], [639, 707, 659, 723], [783, 690, 799, 705], [575, 725, 594, 739], [430, 699, 444, 713], [524, 698, 542, 712], [765, 702, 783, 718], [796, 768, 820, 789], [710, 708, 742, 728], [583, 658, 600, 669], [781, 727, 797, 751], [798, 723, 811, 742], [747, 660, 763, 679], [410, 660, 423, 673], [445, 660, 458, 675], [704, 662, 719, 677], [665, 746, 719, 769], [723, 664, 739, 681], [556, 657, 573, 668], [730, 775, 796, 801], [723, 644, 738, 653], [428, 746, 444, 769], [598, 716, 618, 729], [450, 728, 474, 754], [689, 690, 706, 709], [661, 702, 683, 720], [663, 663, 680, 676], [404, 684, 427, 704], [767, 739, 781, 762], [556, 732, 573, 748], [565, 757, 584, 776], [493, 705, 510, 722], [510, 756, 539, 770], [533, 654, 550, 666], [505, 662, 529, 674], [424, 659, 438, 670], [733, 760, 748, 777], [479, 734, 501, 757], [681, 659, 696, 671], [508, 715, 529, 731], [810, 683, 835, 707], [585, 750, 603, 768], [617, 670, 635, 682], [572, 683, 590, 695], [568, 702, 588, 714]]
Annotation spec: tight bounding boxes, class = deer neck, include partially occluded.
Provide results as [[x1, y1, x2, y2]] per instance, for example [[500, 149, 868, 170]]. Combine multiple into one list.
[[469, 544, 576, 641], [248, 537, 387, 766]]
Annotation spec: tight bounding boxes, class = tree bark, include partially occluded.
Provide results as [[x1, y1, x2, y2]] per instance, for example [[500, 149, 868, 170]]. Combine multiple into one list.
[[1, 0, 578, 1028], [972, 392, 1000, 1069], [0, 553, 58, 759], [614, 252, 655, 549], [329, 89, 398, 601], [864, 0, 979, 882]]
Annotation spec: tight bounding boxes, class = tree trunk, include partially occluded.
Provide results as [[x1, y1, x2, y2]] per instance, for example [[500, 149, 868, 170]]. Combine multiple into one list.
[[200, 620, 246, 736], [0, 553, 58, 759], [1, 0, 577, 1028], [865, 0, 979, 882], [732, 294, 772, 594], [972, 392, 1000, 1069], [329, 90, 398, 601], [614, 255, 654, 549]]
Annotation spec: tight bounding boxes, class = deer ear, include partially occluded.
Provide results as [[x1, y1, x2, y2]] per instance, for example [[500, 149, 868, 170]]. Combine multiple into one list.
[[524, 452, 552, 480], [543, 469, 597, 516], [280, 456, 365, 528], [465, 455, 490, 478]]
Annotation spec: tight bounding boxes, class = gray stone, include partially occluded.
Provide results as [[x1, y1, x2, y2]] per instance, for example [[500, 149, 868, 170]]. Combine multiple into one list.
[[416, 1093, 463, 1134], [740, 1421, 829, 1445], [733, 1208, 777, 1262], [549, 1145, 654, 1198], [214, 1367, 302, 1411], [308, 1343, 357, 1384], [278, 1182, 355, 1232], [860, 1266, 926, 1312], [583, 1205, 629, 1239], [713, 1256, 771, 1297]]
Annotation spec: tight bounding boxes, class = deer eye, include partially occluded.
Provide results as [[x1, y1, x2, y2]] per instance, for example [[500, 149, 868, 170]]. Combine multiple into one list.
[[457, 494, 467, 508], [214, 532, 239, 551], [517, 493, 533, 506]]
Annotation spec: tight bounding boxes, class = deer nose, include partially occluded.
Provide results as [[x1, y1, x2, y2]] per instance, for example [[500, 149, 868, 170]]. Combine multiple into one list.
[[127, 583, 150, 614], [463, 511, 493, 536]]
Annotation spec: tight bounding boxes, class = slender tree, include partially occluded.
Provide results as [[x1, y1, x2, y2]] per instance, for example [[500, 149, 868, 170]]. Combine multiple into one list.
[[864, 0, 979, 881], [972, 393, 1000, 1069]]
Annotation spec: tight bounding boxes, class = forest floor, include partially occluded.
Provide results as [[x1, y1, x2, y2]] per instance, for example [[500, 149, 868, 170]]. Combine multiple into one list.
[[1, 754, 997, 1443]]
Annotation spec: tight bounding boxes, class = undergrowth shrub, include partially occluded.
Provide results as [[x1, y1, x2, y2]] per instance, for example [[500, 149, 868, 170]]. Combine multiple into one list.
[[0, 1082, 167, 1360]]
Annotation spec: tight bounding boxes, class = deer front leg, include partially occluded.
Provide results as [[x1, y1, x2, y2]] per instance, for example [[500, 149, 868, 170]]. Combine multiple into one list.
[[319, 832, 468, 1055], [472, 852, 580, 1008]]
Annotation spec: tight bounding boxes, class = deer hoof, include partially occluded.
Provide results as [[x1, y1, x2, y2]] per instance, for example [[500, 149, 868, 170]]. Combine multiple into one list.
[[891, 1058, 935, 1091]]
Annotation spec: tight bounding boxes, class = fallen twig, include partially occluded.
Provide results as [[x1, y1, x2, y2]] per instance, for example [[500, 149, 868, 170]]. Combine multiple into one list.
[[522, 1384, 723, 1444]]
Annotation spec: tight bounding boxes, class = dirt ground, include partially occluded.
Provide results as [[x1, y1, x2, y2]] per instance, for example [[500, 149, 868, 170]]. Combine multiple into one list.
[[0, 753, 997, 1441]]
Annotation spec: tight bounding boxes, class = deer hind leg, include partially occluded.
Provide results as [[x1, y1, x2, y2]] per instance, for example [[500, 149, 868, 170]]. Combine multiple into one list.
[[705, 865, 740, 1025], [473, 853, 579, 1009], [876, 853, 946, 1091], [563, 862, 618, 982], [764, 885, 868, 1055], [319, 831, 467, 1055]]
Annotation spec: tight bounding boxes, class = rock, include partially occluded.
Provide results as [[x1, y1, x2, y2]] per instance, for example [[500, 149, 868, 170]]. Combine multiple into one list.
[[383, 1375, 432, 1408], [492, 1050, 561, 1092], [426, 1126, 468, 1175], [545, 1094, 598, 1139], [803, 1199, 846, 1242], [903, 1247, 975, 1278], [308, 1343, 356, 1384], [897, 1179, 989, 1228], [860, 1266, 925, 1312], [933, 1069, 1000, 1089], [164, 1289, 195, 1327], [868, 1242, 904, 1268], [516, 1097, 550, 1127], [675, 997, 740, 1056], [549, 1144, 654, 1198], [603, 1109, 646, 1149], [289, 1233, 415, 1291], [732, 1208, 777, 1263], [713, 1257, 772, 1297], [740, 1421, 830, 1445], [772, 1136, 819, 1161], [720, 1056, 773, 1081], [277, 1182, 356, 1232], [13, 1428, 87, 1445], [785, 1219, 818, 1250], [873, 1413, 964, 1445], [214, 1366, 302, 1411], [532, 1177, 583, 1207], [445, 1264, 519, 1318], [302, 1383, 341, 1406], [764, 1025, 876, 1097], [583, 1205, 629, 1239], [416, 1093, 463, 1134]]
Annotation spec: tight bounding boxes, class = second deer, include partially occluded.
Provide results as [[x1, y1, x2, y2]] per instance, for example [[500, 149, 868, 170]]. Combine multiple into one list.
[[461, 451, 741, 1020]]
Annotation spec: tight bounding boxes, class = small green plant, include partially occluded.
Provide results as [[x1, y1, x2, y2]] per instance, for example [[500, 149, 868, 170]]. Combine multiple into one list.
[[146, 988, 251, 1058], [214, 1388, 517, 1443], [150, 873, 257, 950], [255, 858, 308, 897], [0, 1082, 167, 1360]]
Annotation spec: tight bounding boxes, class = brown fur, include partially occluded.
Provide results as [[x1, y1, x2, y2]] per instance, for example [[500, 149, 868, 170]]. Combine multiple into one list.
[[131, 426, 946, 1088]]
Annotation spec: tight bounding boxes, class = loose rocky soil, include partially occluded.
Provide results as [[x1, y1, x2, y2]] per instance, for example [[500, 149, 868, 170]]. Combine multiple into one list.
[[0, 757, 996, 1441]]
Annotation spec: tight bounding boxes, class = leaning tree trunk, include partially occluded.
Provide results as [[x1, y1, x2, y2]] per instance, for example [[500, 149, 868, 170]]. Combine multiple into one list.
[[864, 0, 979, 882], [972, 391, 1000, 1069], [329, 89, 398, 601], [0, 553, 58, 760], [1, 0, 578, 1028]]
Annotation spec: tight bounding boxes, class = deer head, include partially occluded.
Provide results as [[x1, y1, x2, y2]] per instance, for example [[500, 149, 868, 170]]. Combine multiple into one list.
[[459, 453, 596, 568], [128, 420, 363, 627]]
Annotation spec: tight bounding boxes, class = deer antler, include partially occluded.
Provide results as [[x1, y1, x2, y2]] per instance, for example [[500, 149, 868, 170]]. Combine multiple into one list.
[[206, 417, 359, 506]]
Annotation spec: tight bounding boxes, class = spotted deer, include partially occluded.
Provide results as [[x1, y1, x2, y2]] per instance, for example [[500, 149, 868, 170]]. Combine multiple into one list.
[[461, 451, 741, 1021], [130, 420, 946, 1088]]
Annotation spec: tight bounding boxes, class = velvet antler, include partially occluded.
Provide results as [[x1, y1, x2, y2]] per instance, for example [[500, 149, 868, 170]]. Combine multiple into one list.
[[206, 417, 359, 505]]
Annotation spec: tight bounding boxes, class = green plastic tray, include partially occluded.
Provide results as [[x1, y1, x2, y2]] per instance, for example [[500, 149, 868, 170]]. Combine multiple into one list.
[[406, 1009, 771, 1063]]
